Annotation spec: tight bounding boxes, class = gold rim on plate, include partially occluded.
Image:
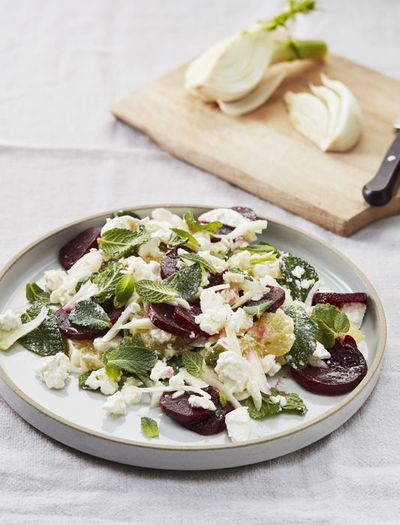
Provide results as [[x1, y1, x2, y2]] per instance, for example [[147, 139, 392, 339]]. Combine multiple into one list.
[[0, 204, 387, 451]]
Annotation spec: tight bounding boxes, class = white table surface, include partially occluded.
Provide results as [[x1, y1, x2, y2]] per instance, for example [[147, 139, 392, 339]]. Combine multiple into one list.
[[1, 1, 399, 523]]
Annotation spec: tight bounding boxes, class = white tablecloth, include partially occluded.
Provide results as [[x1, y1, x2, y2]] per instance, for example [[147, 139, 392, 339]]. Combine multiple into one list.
[[1, 1, 399, 523]]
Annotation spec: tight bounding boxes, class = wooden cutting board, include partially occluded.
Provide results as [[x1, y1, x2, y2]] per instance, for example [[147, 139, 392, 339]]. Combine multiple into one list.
[[111, 54, 400, 236]]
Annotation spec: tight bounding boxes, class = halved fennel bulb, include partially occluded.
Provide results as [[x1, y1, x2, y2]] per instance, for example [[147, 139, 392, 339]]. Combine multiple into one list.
[[217, 69, 287, 116], [284, 75, 362, 152]]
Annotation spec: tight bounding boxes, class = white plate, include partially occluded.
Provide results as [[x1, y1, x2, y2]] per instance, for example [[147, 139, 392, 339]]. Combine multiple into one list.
[[0, 206, 386, 470]]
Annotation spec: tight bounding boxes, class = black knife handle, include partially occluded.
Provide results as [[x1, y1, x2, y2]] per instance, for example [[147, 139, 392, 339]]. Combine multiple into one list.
[[363, 133, 400, 206]]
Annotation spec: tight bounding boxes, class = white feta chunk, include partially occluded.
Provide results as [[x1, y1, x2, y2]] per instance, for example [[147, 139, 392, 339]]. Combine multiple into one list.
[[225, 407, 251, 442], [188, 394, 216, 411], [36, 352, 71, 390], [291, 265, 305, 279], [215, 351, 250, 393], [67, 249, 103, 282], [0, 310, 22, 332], [102, 392, 127, 416], [227, 308, 253, 334], [270, 394, 287, 407], [85, 367, 119, 395], [261, 354, 282, 377], [150, 360, 174, 382], [101, 215, 138, 234], [122, 256, 160, 281], [44, 269, 67, 291]]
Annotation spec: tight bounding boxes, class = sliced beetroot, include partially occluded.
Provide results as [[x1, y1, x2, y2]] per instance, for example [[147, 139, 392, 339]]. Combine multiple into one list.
[[312, 292, 368, 307], [160, 248, 179, 279], [205, 272, 225, 288], [291, 336, 368, 396], [231, 206, 258, 221], [59, 227, 101, 270], [245, 286, 285, 314], [55, 308, 107, 340], [103, 303, 123, 325], [160, 387, 234, 435], [148, 303, 206, 339]]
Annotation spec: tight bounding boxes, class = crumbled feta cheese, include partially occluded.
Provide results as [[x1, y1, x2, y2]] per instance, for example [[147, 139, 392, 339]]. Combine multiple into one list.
[[227, 308, 253, 334], [215, 351, 250, 393], [169, 372, 186, 387], [68, 340, 104, 373], [195, 288, 231, 335], [300, 278, 315, 289], [341, 302, 367, 328], [270, 394, 287, 407], [0, 310, 22, 332], [223, 271, 245, 284], [188, 395, 216, 411], [225, 407, 251, 442], [120, 382, 142, 404], [145, 208, 186, 243], [261, 354, 282, 377], [148, 328, 173, 345], [291, 265, 305, 279], [85, 368, 119, 395], [67, 249, 103, 282], [228, 251, 252, 271], [101, 215, 138, 234], [102, 392, 127, 416], [138, 237, 162, 260], [44, 269, 67, 291], [252, 259, 281, 280], [36, 352, 71, 390], [308, 341, 331, 367], [122, 256, 160, 281], [49, 273, 76, 305], [197, 251, 228, 273], [150, 360, 174, 382]]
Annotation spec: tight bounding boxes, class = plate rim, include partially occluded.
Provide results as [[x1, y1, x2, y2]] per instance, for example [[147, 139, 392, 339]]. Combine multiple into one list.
[[0, 204, 387, 451]]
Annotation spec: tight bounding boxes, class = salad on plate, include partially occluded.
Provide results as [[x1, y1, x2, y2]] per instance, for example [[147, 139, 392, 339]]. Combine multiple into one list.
[[0, 207, 369, 442]]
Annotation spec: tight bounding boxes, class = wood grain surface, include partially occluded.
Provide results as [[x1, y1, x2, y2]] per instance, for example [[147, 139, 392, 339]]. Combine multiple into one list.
[[111, 54, 400, 236]]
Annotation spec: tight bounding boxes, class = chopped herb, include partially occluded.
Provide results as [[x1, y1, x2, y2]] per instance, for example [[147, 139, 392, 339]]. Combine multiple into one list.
[[20, 303, 66, 357], [98, 226, 151, 258], [204, 344, 227, 367], [69, 300, 111, 330], [113, 274, 135, 308], [242, 388, 307, 419], [243, 299, 273, 318], [92, 261, 124, 303], [279, 255, 319, 302], [169, 228, 200, 249], [311, 303, 350, 349], [179, 252, 218, 274], [103, 335, 157, 376], [164, 264, 202, 300], [182, 350, 204, 378], [284, 305, 318, 369], [135, 280, 178, 304], [26, 283, 50, 304], [141, 417, 159, 438], [183, 211, 223, 234]]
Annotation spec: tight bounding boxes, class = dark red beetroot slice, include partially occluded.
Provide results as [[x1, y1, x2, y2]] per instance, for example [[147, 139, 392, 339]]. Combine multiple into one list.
[[172, 305, 207, 337], [160, 386, 234, 435], [55, 308, 107, 340], [104, 303, 123, 325], [59, 227, 101, 270], [312, 292, 368, 307], [291, 336, 368, 396], [55, 303, 122, 340], [245, 286, 285, 314], [205, 271, 225, 288], [149, 304, 202, 339], [160, 248, 179, 279]]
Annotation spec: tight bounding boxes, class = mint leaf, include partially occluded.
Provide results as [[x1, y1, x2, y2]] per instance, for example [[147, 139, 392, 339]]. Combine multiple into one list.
[[98, 226, 151, 258], [164, 264, 202, 300], [182, 350, 203, 378], [270, 388, 308, 415], [135, 280, 178, 303], [311, 303, 350, 349], [218, 390, 228, 408], [20, 303, 66, 356], [103, 335, 157, 376], [180, 252, 218, 274], [169, 228, 200, 249], [114, 274, 135, 308], [113, 209, 141, 219], [205, 344, 226, 367], [79, 371, 94, 390], [243, 299, 273, 318], [242, 389, 307, 419], [141, 417, 159, 438], [26, 283, 50, 304], [183, 211, 223, 234], [92, 261, 124, 303], [279, 255, 319, 302], [237, 241, 279, 255], [69, 300, 111, 330], [285, 305, 318, 369]]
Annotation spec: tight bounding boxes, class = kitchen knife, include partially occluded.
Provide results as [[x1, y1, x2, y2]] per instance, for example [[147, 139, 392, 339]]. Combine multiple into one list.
[[362, 117, 400, 206]]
